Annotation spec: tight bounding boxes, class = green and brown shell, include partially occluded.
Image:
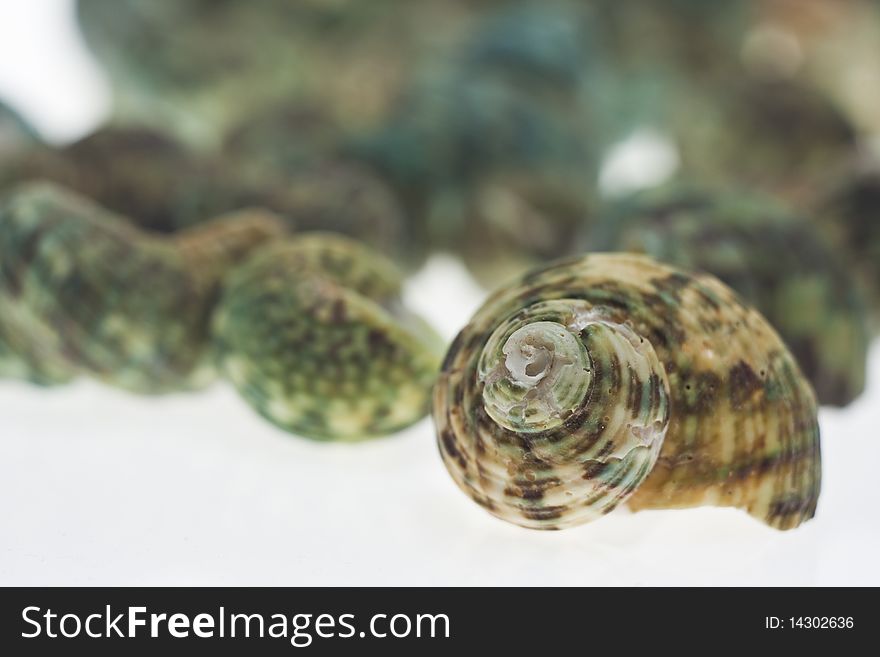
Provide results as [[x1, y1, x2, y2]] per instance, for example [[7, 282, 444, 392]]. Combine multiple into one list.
[[0, 183, 286, 390], [0, 183, 442, 441], [213, 234, 444, 440], [435, 253, 821, 530], [591, 186, 871, 406]]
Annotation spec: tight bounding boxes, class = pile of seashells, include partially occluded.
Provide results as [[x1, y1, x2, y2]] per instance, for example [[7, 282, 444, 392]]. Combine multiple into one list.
[[2, 0, 878, 531]]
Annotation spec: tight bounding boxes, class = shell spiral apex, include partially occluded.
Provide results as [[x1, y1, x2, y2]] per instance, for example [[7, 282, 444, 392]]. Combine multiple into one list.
[[434, 253, 821, 530]]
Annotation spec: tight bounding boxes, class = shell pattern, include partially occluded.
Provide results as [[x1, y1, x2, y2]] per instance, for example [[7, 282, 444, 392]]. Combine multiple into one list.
[[591, 186, 871, 406], [435, 253, 821, 530], [0, 182, 442, 440]]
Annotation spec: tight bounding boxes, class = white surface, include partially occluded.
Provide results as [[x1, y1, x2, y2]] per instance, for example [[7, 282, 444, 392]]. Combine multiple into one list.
[[1, 2, 879, 587]]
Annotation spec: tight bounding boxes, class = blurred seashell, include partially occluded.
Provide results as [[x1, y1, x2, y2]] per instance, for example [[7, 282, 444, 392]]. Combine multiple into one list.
[[0, 127, 411, 264], [0, 183, 286, 391], [674, 79, 858, 204]]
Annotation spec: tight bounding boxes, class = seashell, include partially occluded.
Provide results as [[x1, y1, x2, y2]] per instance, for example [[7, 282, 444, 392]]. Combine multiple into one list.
[[221, 102, 347, 177], [458, 170, 597, 289], [591, 186, 871, 406], [811, 162, 880, 326], [0, 127, 410, 263], [435, 253, 821, 530], [76, 0, 478, 144], [353, 1, 600, 256], [674, 79, 858, 204], [213, 234, 444, 440], [0, 183, 442, 440], [0, 183, 286, 391]]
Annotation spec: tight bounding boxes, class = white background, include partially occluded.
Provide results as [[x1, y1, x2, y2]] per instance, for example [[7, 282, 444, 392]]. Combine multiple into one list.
[[1, 1, 878, 586]]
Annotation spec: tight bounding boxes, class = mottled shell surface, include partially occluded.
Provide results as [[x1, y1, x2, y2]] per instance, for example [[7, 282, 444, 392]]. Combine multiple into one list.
[[213, 234, 444, 441], [0, 183, 285, 391], [592, 186, 871, 406], [435, 253, 820, 530]]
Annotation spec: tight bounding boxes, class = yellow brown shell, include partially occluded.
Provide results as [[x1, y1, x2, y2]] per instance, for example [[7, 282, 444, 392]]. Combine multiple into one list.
[[434, 253, 821, 530]]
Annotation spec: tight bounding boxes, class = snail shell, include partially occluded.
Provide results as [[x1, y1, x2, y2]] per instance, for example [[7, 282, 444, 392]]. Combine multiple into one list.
[[435, 253, 821, 530], [592, 186, 871, 406], [0, 183, 286, 390], [213, 233, 444, 440]]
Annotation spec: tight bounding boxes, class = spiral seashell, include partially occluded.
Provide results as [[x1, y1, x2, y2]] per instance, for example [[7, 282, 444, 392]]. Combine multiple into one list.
[[0, 183, 286, 390], [435, 253, 821, 530], [592, 185, 871, 406], [213, 234, 444, 440]]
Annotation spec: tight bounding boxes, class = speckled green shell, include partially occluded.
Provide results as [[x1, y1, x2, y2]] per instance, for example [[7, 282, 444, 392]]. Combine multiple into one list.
[[1, 184, 442, 441], [592, 186, 871, 406], [0, 183, 286, 390], [213, 234, 444, 440], [435, 253, 820, 530]]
